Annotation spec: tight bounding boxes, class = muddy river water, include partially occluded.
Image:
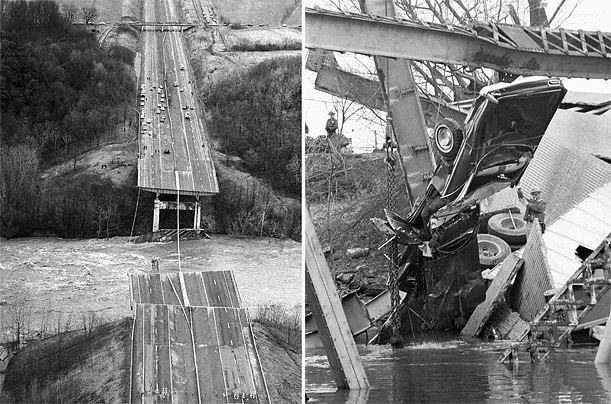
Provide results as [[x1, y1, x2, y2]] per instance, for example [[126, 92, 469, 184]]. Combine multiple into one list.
[[0, 236, 301, 339], [307, 341, 611, 403]]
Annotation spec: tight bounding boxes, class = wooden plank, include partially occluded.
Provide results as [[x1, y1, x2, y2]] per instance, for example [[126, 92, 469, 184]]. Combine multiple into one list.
[[305, 209, 369, 389], [461, 253, 523, 337]]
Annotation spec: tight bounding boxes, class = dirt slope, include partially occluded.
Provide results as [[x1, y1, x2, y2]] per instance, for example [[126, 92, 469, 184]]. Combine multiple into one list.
[[1, 320, 300, 403]]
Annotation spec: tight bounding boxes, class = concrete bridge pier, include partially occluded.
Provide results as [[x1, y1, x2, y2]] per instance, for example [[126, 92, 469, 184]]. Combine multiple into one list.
[[153, 194, 161, 232], [193, 197, 201, 230]]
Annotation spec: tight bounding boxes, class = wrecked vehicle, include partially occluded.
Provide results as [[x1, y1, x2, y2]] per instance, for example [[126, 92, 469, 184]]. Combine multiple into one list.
[[374, 77, 567, 336], [382, 77, 567, 257]]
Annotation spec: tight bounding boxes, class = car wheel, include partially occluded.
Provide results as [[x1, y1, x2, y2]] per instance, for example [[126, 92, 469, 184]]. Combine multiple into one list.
[[434, 118, 463, 161], [477, 234, 511, 270], [487, 213, 528, 245]]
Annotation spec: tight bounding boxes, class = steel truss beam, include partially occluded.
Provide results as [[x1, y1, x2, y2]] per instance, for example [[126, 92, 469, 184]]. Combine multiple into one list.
[[305, 8, 611, 79]]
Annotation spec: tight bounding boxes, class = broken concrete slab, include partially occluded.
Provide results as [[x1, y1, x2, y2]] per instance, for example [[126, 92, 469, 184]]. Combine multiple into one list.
[[461, 253, 523, 337]]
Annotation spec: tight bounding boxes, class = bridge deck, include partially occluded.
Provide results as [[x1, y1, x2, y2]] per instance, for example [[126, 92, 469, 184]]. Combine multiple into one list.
[[137, 0, 218, 196], [129, 270, 269, 403]]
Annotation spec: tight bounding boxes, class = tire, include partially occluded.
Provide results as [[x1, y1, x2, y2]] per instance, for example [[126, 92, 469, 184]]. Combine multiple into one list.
[[434, 118, 463, 161], [478, 234, 511, 270], [487, 213, 528, 245]]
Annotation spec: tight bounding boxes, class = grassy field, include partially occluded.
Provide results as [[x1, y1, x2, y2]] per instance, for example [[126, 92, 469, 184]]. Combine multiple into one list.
[[54, 0, 123, 23], [222, 28, 301, 51], [210, 0, 299, 26]]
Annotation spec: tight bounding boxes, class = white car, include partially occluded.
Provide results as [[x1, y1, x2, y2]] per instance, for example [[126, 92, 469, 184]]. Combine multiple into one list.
[[157, 89, 162, 94], [161, 106, 165, 111], [140, 112, 145, 119], [156, 109, 161, 114], [148, 131, 153, 136], [180, 65, 185, 70], [140, 101, 145, 106], [173, 81, 179, 87], [185, 112, 191, 119]]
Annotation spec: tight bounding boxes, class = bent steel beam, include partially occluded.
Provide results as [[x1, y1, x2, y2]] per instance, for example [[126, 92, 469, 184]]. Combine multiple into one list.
[[305, 210, 369, 390], [360, 0, 434, 199], [305, 8, 611, 79], [313, 62, 468, 125]]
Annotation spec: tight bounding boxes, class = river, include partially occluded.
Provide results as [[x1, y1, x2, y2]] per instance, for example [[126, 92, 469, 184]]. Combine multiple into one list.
[[306, 341, 611, 403], [0, 235, 301, 340]]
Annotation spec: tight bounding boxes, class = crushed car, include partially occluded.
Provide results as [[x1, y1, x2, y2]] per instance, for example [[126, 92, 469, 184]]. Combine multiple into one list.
[[378, 77, 566, 258], [373, 77, 566, 337]]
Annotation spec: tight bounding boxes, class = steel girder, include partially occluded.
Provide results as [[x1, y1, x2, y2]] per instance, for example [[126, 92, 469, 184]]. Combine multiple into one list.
[[305, 8, 611, 79]]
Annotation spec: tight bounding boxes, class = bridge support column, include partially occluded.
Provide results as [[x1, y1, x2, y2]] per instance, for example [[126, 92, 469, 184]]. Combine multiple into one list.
[[153, 195, 160, 232], [193, 197, 201, 230]]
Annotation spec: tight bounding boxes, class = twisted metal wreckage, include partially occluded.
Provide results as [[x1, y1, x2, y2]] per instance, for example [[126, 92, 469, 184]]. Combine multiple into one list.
[[305, 0, 611, 358]]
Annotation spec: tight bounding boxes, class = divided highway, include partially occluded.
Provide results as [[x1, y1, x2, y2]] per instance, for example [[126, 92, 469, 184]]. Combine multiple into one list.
[[138, 0, 218, 196]]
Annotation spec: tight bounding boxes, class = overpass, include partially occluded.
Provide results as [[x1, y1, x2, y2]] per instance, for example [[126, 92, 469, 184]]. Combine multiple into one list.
[[129, 22, 197, 31], [137, 0, 218, 232]]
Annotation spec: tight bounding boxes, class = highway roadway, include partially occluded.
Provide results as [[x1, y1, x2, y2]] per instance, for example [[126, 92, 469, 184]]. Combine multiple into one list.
[[129, 270, 270, 403], [138, 0, 218, 196]]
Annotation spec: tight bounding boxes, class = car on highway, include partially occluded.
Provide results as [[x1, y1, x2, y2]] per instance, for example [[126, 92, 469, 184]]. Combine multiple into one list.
[[140, 101, 145, 106], [380, 77, 566, 257], [185, 112, 191, 119], [161, 106, 165, 111], [156, 109, 161, 114], [140, 112, 145, 119], [180, 65, 185, 70], [157, 89, 162, 94], [174, 81, 179, 87], [146, 118, 152, 124], [148, 131, 153, 136], [160, 116, 166, 123]]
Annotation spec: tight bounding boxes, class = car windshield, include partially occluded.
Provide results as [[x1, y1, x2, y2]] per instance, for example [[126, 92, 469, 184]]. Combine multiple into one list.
[[473, 90, 565, 155]]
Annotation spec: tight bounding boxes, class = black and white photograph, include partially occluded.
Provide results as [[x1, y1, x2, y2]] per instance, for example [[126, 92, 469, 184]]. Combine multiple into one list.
[[0, 0, 301, 402], [304, 0, 611, 402]]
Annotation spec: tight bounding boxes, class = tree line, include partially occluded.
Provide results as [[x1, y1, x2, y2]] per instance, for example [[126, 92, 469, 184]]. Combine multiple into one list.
[[0, 0, 137, 238], [204, 56, 302, 196]]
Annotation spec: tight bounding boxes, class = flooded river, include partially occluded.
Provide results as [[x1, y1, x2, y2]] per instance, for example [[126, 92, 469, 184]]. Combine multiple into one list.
[[306, 341, 611, 403], [0, 235, 301, 339]]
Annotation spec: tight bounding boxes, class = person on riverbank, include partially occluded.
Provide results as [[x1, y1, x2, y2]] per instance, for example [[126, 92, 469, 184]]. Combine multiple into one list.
[[325, 111, 338, 137]]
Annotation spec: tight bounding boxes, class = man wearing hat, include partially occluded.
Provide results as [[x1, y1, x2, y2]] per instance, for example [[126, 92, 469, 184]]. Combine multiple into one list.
[[517, 186, 546, 233], [325, 111, 338, 137]]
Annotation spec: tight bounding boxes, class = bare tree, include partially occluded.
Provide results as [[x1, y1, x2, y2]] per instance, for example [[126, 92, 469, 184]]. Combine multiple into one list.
[[82, 6, 98, 24], [61, 3, 78, 22]]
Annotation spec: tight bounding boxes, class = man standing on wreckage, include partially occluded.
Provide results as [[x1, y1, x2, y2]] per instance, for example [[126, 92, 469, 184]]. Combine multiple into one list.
[[372, 77, 567, 339]]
